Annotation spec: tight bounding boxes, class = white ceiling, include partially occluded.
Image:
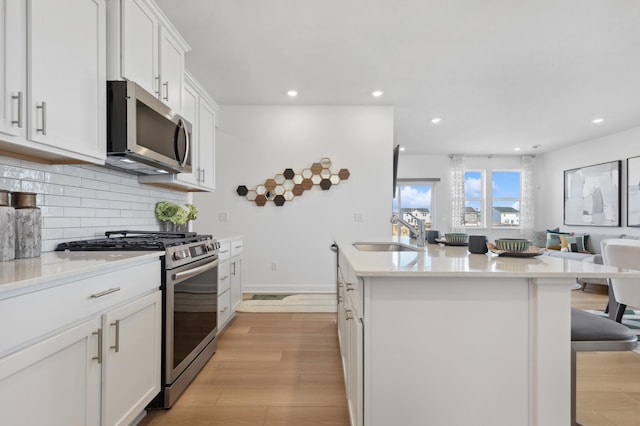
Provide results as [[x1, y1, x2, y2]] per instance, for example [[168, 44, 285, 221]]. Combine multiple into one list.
[[155, 0, 640, 156]]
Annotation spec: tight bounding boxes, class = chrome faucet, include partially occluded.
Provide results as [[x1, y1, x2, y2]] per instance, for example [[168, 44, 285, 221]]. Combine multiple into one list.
[[390, 213, 426, 247]]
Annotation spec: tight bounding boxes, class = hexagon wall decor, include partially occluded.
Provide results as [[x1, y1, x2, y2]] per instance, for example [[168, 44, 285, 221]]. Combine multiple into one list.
[[236, 158, 350, 206]]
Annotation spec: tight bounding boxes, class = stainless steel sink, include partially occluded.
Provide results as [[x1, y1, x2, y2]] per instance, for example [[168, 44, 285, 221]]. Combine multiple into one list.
[[352, 242, 420, 252]]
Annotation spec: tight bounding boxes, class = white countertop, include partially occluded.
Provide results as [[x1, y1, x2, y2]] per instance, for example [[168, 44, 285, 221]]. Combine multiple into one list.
[[0, 251, 162, 299], [336, 237, 640, 279]]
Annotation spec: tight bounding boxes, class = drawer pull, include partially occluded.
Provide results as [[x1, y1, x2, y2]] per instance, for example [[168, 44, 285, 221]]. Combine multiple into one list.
[[110, 320, 120, 353], [11, 92, 23, 127], [220, 275, 229, 281], [89, 287, 121, 299], [346, 283, 355, 291], [92, 328, 103, 364]]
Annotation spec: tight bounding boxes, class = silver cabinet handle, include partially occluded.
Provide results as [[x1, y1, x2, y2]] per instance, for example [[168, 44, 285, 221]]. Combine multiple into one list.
[[110, 320, 120, 352], [163, 81, 169, 101], [92, 328, 103, 364], [221, 307, 228, 313], [220, 250, 230, 254], [89, 287, 121, 299], [196, 168, 201, 182], [36, 101, 46, 135], [155, 76, 161, 96], [346, 282, 355, 292], [232, 262, 236, 276], [201, 168, 205, 182], [11, 92, 23, 128], [220, 275, 229, 281]]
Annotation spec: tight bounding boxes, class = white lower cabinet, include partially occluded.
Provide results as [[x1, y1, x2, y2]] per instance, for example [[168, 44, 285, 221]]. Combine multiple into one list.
[[102, 291, 161, 426], [217, 238, 243, 331], [0, 257, 161, 426], [0, 316, 102, 425], [218, 248, 232, 330], [337, 250, 363, 426]]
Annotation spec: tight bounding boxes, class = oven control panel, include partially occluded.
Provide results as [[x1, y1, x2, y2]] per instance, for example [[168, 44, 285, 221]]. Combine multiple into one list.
[[166, 239, 220, 269]]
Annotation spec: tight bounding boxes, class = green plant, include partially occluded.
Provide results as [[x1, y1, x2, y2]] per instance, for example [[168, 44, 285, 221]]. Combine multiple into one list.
[[155, 201, 188, 224], [185, 203, 198, 221]]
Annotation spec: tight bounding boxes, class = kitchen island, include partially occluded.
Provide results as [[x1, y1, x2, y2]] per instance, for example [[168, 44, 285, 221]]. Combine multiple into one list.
[[334, 238, 640, 426]]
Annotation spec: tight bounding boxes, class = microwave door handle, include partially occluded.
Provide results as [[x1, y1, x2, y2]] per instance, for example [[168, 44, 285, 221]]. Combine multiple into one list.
[[174, 118, 190, 167], [181, 119, 190, 167]]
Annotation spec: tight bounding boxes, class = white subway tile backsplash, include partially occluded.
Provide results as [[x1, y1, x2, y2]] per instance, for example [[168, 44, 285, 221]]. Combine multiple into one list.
[[1, 155, 190, 253]]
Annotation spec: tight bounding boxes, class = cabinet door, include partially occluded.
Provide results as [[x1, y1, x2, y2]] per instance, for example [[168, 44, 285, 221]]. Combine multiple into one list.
[[121, 0, 158, 96], [0, 316, 102, 426], [102, 291, 162, 426], [176, 79, 199, 185], [230, 258, 242, 312], [197, 98, 216, 190], [345, 295, 364, 426], [218, 289, 231, 330], [0, 0, 26, 138], [28, 0, 105, 161], [159, 27, 184, 112]]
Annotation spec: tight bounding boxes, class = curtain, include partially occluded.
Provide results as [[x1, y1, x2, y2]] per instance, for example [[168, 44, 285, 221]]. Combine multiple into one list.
[[520, 155, 536, 238], [449, 155, 465, 232]]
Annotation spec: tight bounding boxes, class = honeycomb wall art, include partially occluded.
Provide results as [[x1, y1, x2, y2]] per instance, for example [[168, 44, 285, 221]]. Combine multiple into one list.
[[236, 158, 350, 207]]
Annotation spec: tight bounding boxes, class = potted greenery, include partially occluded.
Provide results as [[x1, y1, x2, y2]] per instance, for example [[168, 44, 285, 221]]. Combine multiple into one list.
[[155, 201, 198, 232]]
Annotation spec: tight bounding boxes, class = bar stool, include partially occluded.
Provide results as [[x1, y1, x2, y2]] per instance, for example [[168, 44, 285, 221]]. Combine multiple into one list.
[[571, 308, 637, 425]]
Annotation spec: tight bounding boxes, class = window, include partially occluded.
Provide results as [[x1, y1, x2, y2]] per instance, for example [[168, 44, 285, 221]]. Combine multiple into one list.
[[463, 170, 484, 227], [392, 180, 436, 236], [463, 169, 521, 228], [491, 170, 521, 227]]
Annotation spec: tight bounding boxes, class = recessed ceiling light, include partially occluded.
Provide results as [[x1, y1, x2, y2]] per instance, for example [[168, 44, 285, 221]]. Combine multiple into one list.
[[287, 90, 298, 97], [431, 117, 442, 124], [399, 146, 406, 151], [514, 147, 521, 152], [592, 117, 604, 124], [372, 90, 384, 97]]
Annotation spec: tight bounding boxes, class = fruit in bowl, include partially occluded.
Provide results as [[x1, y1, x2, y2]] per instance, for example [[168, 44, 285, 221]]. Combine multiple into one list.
[[444, 233, 469, 243], [494, 238, 530, 253]]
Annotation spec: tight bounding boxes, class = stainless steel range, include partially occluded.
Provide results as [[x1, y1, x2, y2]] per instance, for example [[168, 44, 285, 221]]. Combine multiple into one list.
[[56, 230, 220, 408]]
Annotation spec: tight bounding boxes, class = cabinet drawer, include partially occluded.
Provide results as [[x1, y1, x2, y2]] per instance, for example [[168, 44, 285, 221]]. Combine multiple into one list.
[[0, 260, 160, 357], [218, 259, 231, 293], [218, 241, 231, 262], [231, 239, 243, 258], [218, 289, 231, 329]]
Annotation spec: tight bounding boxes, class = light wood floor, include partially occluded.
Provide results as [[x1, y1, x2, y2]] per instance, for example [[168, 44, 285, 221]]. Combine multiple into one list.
[[140, 287, 640, 426], [139, 311, 348, 426]]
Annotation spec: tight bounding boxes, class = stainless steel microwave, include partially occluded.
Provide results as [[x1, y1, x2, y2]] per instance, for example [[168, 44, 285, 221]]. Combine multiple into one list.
[[106, 80, 192, 175]]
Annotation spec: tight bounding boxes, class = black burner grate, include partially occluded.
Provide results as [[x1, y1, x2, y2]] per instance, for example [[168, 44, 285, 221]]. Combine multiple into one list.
[[55, 230, 212, 251]]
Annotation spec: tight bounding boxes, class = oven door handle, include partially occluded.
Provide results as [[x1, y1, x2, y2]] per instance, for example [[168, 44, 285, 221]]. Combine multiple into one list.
[[172, 258, 218, 282]]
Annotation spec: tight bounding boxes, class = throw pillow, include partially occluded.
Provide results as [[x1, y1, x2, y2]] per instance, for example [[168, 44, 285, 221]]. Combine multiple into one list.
[[546, 229, 572, 250], [560, 234, 590, 253]]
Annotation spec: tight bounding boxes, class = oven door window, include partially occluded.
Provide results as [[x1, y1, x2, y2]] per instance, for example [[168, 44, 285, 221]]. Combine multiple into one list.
[[172, 260, 218, 369]]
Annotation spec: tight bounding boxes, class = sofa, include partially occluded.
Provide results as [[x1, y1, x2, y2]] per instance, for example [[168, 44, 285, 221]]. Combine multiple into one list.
[[533, 231, 640, 288]]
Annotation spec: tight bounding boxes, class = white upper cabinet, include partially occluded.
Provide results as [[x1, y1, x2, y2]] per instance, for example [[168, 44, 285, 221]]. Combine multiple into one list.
[[139, 71, 217, 192], [107, 0, 188, 112], [0, 0, 106, 164]]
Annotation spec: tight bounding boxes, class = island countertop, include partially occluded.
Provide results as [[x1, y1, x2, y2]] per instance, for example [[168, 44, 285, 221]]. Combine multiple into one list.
[[335, 237, 640, 279]]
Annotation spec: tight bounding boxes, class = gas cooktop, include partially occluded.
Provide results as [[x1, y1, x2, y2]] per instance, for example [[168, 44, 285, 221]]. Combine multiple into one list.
[[55, 230, 213, 251]]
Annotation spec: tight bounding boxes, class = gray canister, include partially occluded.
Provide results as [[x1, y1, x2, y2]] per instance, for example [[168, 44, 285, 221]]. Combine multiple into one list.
[[0, 190, 16, 261], [13, 192, 41, 259]]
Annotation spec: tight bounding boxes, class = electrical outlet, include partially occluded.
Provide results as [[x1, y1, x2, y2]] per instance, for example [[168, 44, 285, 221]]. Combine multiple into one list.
[[271, 261, 278, 271], [218, 212, 229, 222]]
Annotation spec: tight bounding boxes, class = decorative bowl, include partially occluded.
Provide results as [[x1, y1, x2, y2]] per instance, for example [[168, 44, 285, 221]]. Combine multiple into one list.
[[444, 233, 469, 243], [495, 238, 531, 253]]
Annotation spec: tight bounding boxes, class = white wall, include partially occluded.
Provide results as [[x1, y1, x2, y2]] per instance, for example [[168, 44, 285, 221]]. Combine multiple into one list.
[[193, 106, 393, 293], [536, 125, 640, 237], [0, 155, 189, 252], [398, 153, 528, 241]]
